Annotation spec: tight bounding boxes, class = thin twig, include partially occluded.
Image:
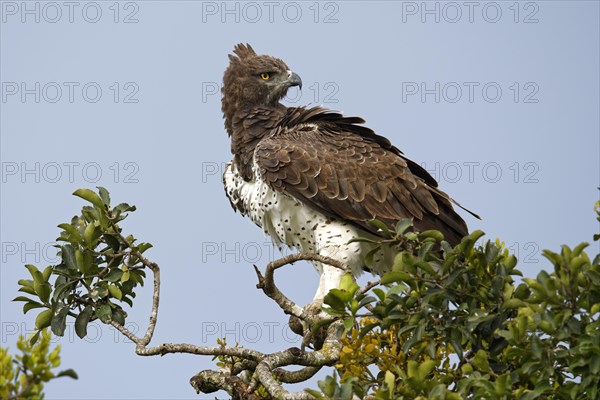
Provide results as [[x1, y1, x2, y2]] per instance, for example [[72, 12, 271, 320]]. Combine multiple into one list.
[[357, 281, 379, 297], [113, 229, 161, 346]]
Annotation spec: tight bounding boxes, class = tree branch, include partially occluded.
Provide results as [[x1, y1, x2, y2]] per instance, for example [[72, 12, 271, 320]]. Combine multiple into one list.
[[135, 342, 264, 361], [253, 321, 343, 399], [255, 252, 351, 321], [274, 366, 322, 383], [190, 370, 260, 400], [106, 251, 347, 399]]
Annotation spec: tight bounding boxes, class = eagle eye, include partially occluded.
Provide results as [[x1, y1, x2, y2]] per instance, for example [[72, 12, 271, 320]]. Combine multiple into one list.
[[260, 73, 270, 81]]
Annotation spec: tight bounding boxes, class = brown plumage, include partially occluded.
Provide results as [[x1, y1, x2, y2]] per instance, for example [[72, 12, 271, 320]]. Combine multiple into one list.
[[222, 43, 477, 248], [221, 44, 481, 305]]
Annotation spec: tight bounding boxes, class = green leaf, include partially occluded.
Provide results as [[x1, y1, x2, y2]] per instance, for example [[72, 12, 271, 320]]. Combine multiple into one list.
[[51, 305, 69, 336], [108, 284, 123, 300], [42, 266, 53, 282], [393, 252, 416, 272], [472, 349, 490, 372], [317, 375, 337, 397], [114, 203, 136, 214], [380, 271, 411, 285], [417, 359, 436, 381], [56, 368, 79, 379], [105, 268, 123, 282], [514, 283, 530, 300], [75, 307, 93, 338], [343, 317, 354, 331], [359, 323, 379, 338], [90, 285, 109, 301], [61, 245, 78, 270], [587, 270, 600, 285], [451, 339, 464, 360], [81, 206, 99, 222], [357, 295, 376, 310], [495, 373, 510, 395], [304, 389, 324, 399], [395, 219, 413, 235], [418, 241, 436, 259], [430, 384, 447, 398], [18, 285, 37, 296], [466, 230, 486, 243], [121, 270, 130, 283], [32, 270, 44, 287], [73, 188, 105, 209], [415, 260, 436, 276], [129, 270, 145, 286], [542, 249, 562, 269], [372, 288, 386, 301], [75, 249, 94, 276], [103, 234, 120, 251], [137, 242, 153, 253], [96, 304, 112, 323], [53, 280, 76, 302], [407, 360, 419, 379], [25, 264, 40, 279], [364, 247, 380, 268], [29, 330, 41, 346], [112, 309, 126, 325], [461, 363, 473, 375], [369, 219, 392, 235], [504, 254, 518, 270], [34, 281, 52, 303], [387, 284, 407, 296], [23, 301, 44, 314], [339, 273, 359, 294], [83, 221, 101, 245], [418, 230, 444, 242], [347, 237, 378, 244], [58, 223, 82, 243], [384, 370, 395, 393], [97, 186, 111, 206], [324, 291, 347, 312], [13, 295, 34, 302], [35, 309, 53, 329], [503, 299, 525, 309], [18, 278, 34, 288]]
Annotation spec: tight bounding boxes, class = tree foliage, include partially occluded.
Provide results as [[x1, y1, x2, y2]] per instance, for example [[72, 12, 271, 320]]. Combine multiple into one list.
[[12, 188, 600, 399], [14, 187, 150, 343], [0, 331, 77, 399], [311, 203, 600, 399]]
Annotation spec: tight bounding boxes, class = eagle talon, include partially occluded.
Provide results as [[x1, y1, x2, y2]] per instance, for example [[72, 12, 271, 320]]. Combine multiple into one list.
[[288, 303, 329, 351]]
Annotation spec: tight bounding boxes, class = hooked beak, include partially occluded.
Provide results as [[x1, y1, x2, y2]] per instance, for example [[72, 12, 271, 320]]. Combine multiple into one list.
[[286, 71, 302, 90]]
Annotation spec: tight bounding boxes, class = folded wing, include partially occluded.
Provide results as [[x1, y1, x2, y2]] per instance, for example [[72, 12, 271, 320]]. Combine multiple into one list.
[[255, 107, 470, 246]]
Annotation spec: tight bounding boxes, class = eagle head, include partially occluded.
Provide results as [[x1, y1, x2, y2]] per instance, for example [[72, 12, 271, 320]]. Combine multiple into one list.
[[222, 44, 302, 132]]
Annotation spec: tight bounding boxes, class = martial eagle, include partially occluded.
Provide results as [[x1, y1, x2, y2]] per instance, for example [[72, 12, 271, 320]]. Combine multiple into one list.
[[222, 44, 476, 306]]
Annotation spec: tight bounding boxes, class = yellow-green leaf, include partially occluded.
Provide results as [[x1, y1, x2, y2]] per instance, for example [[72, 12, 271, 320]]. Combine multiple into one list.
[[35, 309, 53, 329], [108, 284, 122, 300], [73, 188, 105, 209]]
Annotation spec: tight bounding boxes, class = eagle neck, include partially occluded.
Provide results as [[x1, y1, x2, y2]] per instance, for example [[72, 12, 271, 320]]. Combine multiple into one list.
[[227, 103, 287, 181]]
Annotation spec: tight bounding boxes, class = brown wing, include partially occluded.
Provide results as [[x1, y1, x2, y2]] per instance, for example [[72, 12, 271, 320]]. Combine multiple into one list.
[[255, 107, 470, 246]]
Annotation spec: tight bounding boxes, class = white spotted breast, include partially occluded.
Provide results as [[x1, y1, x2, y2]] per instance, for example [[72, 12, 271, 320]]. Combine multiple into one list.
[[222, 160, 396, 277]]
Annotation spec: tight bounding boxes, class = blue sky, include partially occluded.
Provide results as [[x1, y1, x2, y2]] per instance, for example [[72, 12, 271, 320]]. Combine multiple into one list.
[[1, 1, 599, 398]]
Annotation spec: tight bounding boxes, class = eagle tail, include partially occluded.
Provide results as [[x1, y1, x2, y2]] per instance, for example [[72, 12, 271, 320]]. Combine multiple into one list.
[[450, 197, 481, 220]]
